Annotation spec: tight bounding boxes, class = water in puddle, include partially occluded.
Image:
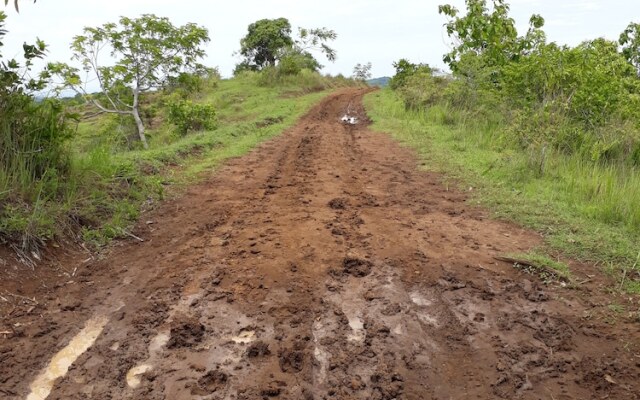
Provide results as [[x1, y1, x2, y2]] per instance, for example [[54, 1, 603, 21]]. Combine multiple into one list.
[[26, 316, 109, 400], [124, 330, 169, 389], [410, 292, 439, 326], [126, 364, 153, 389], [418, 314, 439, 326], [410, 292, 432, 307], [149, 332, 169, 354], [346, 315, 365, 342], [313, 347, 330, 383], [312, 321, 331, 384], [231, 330, 255, 344]]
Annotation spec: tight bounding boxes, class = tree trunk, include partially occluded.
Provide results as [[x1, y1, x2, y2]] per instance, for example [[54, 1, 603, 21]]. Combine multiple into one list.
[[132, 88, 149, 149]]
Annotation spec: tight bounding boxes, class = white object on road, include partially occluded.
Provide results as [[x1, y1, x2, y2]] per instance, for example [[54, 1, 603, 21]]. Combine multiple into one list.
[[341, 114, 358, 125]]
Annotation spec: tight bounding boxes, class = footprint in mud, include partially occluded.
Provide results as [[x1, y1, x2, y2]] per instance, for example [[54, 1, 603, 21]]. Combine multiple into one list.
[[328, 197, 348, 210], [167, 314, 205, 349], [190, 370, 229, 396], [260, 381, 287, 397], [279, 346, 306, 373], [371, 366, 405, 400], [342, 257, 373, 277], [245, 340, 271, 358], [132, 300, 170, 333], [381, 303, 403, 316]]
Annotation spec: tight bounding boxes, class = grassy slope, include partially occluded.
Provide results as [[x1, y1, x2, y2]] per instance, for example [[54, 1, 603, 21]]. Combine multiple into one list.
[[1, 74, 334, 248], [77, 76, 335, 245], [364, 89, 640, 292]]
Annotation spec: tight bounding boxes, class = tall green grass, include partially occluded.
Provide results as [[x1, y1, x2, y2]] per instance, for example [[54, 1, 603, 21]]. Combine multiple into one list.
[[365, 89, 640, 292], [0, 96, 73, 249]]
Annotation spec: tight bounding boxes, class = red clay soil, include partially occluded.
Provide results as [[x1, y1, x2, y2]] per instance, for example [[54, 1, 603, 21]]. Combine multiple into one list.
[[1, 88, 640, 399]]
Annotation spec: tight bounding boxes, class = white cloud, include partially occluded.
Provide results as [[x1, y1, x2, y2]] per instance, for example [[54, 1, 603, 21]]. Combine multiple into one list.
[[1, 0, 637, 81]]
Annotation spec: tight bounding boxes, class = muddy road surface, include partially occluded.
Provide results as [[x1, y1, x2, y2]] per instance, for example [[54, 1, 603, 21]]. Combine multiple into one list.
[[2, 88, 640, 399]]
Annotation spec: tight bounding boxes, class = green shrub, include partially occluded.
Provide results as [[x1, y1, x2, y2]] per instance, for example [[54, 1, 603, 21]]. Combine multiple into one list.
[[0, 12, 72, 202], [166, 68, 221, 99], [419, 1, 640, 166], [167, 99, 217, 135], [397, 72, 449, 110], [278, 50, 321, 75], [389, 59, 433, 90]]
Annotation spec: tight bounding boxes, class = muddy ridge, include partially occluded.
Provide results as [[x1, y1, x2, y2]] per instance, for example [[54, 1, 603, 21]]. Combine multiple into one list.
[[1, 88, 639, 399]]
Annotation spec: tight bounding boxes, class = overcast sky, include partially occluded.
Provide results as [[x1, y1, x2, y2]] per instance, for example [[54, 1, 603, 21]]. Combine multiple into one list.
[[2, 0, 639, 80]]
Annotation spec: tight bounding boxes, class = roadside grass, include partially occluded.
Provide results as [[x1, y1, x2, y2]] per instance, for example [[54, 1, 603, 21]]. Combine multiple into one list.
[[364, 89, 640, 293], [502, 251, 571, 282], [1, 73, 345, 251], [74, 76, 334, 246]]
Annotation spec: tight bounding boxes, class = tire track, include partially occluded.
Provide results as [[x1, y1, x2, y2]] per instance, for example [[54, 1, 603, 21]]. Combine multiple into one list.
[[3, 88, 639, 400]]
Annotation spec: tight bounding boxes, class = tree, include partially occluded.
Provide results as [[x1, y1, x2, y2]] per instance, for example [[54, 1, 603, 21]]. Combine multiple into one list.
[[239, 18, 293, 70], [438, 0, 544, 70], [352, 62, 372, 81], [389, 59, 432, 89], [49, 14, 210, 149], [620, 22, 640, 75], [295, 27, 337, 63], [236, 18, 336, 72]]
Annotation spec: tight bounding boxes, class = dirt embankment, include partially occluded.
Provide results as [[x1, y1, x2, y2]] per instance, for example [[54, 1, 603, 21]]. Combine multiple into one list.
[[1, 88, 639, 399]]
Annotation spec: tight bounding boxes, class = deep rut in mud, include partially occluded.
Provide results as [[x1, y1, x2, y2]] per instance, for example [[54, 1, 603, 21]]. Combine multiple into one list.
[[2, 88, 640, 399]]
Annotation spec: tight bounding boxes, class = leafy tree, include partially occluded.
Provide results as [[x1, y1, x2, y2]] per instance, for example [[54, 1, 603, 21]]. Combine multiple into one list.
[[296, 27, 337, 63], [49, 14, 210, 149], [438, 0, 544, 70], [239, 18, 293, 70], [237, 18, 337, 72], [352, 62, 372, 81], [389, 59, 432, 89], [501, 39, 635, 127], [620, 22, 640, 75]]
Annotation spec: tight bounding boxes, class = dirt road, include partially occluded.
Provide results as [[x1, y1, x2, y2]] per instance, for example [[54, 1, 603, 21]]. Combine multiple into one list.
[[2, 88, 639, 399]]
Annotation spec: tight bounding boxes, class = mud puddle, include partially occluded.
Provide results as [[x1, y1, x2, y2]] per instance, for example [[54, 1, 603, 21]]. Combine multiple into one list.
[[26, 316, 109, 400]]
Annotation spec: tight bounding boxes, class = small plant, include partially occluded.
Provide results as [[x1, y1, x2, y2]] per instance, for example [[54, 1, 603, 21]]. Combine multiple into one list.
[[167, 99, 217, 136], [497, 252, 570, 284]]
